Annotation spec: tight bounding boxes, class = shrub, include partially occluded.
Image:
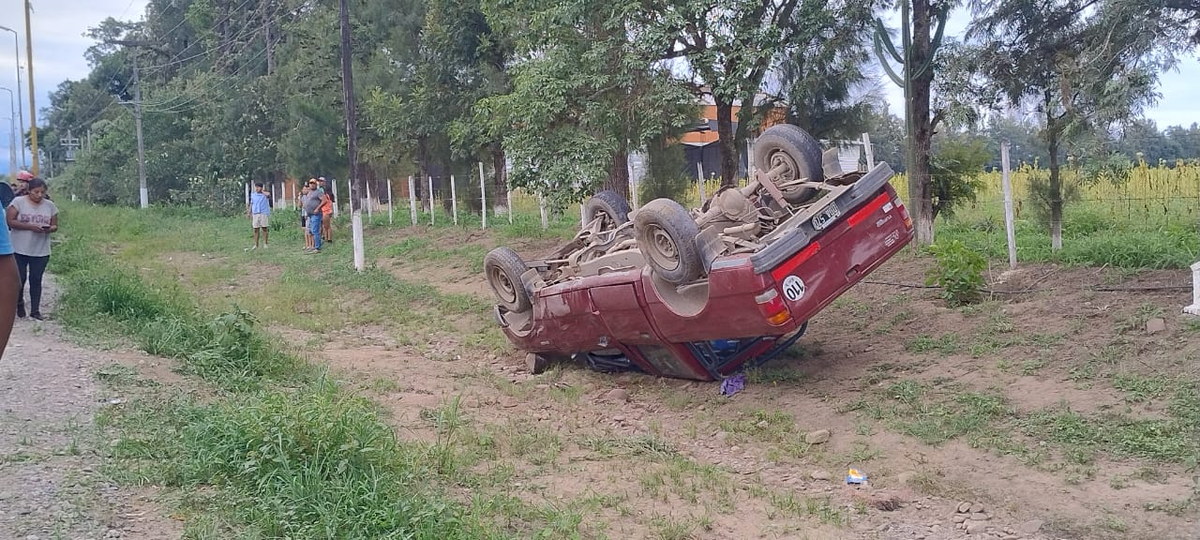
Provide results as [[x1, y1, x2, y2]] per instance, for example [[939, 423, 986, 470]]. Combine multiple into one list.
[[926, 240, 987, 306]]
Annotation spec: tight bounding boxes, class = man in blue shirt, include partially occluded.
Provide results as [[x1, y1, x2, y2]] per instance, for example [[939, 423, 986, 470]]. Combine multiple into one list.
[[247, 182, 272, 250], [0, 182, 18, 359]]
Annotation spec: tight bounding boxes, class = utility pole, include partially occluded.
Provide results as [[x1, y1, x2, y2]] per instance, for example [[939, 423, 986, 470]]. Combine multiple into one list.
[[23, 0, 37, 176], [132, 50, 147, 207], [338, 0, 365, 271], [0, 25, 26, 168], [107, 39, 156, 208]]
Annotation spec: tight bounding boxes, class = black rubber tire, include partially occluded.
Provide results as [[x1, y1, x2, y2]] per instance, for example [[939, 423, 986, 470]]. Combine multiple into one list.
[[753, 124, 824, 204], [484, 247, 532, 313], [633, 198, 704, 285], [583, 190, 631, 230]]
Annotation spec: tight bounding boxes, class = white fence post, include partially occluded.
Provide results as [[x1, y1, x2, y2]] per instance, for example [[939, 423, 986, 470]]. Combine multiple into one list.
[[387, 179, 393, 225], [862, 133, 875, 170], [450, 174, 459, 226], [408, 176, 417, 226], [539, 194, 548, 230], [271, 182, 277, 209], [244, 183, 250, 206], [479, 162, 487, 230], [506, 180, 514, 225], [428, 176, 435, 226], [696, 162, 706, 204], [366, 180, 373, 220], [331, 179, 340, 218], [629, 169, 639, 210], [1001, 142, 1017, 270], [1184, 261, 1200, 315]]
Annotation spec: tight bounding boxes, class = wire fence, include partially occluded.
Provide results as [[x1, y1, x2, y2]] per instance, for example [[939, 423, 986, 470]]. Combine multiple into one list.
[[889, 160, 1200, 230], [243, 148, 1200, 269]]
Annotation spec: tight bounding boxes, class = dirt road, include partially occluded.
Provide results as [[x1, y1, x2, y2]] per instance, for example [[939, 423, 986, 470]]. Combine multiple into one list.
[[0, 281, 178, 540]]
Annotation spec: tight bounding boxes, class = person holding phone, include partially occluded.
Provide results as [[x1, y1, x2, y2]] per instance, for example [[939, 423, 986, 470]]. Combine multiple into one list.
[[6, 178, 58, 320]]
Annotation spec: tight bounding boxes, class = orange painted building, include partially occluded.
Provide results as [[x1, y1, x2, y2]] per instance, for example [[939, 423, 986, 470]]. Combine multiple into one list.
[[679, 91, 790, 179]]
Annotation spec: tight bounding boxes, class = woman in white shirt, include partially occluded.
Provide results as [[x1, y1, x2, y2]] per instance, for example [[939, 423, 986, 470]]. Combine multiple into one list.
[[6, 178, 58, 320]]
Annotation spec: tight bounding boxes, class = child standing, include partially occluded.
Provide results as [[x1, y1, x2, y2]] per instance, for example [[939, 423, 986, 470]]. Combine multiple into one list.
[[247, 182, 272, 250]]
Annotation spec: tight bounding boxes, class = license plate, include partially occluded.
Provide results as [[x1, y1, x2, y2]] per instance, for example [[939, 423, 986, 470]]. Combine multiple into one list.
[[812, 202, 842, 230]]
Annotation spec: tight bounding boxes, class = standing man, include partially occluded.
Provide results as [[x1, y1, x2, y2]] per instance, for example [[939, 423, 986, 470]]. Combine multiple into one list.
[[247, 182, 271, 250], [303, 179, 324, 253]]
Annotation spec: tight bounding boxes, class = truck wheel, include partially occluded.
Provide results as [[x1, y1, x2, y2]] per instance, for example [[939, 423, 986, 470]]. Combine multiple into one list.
[[753, 124, 824, 205], [634, 198, 703, 285], [484, 247, 532, 313], [584, 190, 631, 230]]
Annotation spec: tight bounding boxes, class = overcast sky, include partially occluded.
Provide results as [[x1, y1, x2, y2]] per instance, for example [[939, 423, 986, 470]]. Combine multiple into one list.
[[0, 0, 1197, 174]]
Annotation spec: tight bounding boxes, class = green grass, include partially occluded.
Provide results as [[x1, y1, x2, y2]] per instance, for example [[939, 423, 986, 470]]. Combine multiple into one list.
[[936, 209, 1200, 269], [55, 207, 523, 538], [1019, 399, 1199, 464], [904, 334, 962, 355]]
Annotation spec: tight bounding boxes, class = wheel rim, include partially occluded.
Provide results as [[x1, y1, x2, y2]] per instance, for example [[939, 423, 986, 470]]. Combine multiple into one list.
[[768, 148, 800, 183], [488, 265, 518, 305], [645, 224, 680, 271]]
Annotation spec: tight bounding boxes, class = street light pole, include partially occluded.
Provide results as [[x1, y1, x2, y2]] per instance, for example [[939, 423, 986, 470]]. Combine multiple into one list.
[[0, 87, 14, 178], [1, 117, 13, 179], [22, 0, 37, 176], [0, 26, 25, 169]]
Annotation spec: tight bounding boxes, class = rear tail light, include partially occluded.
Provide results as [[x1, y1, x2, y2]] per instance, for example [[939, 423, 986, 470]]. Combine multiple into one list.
[[847, 192, 893, 228], [897, 199, 912, 228], [755, 288, 793, 326]]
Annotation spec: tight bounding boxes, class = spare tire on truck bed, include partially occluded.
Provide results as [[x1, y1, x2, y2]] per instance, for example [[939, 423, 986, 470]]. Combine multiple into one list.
[[752, 124, 824, 205], [484, 246, 532, 312], [633, 198, 703, 285]]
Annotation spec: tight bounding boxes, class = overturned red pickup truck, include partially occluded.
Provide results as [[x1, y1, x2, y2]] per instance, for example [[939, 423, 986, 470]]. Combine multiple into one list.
[[483, 124, 913, 381]]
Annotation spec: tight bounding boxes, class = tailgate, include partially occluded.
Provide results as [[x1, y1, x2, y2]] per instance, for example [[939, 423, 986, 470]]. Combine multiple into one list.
[[753, 163, 913, 320], [750, 162, 899, 274]]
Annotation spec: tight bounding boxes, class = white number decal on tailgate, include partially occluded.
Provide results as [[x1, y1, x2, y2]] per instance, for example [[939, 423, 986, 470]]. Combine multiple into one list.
[[782, 275, 807, 302], [812, 203, 841, 231]]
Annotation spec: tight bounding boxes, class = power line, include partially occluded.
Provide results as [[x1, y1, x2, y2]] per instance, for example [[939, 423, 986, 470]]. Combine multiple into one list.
[[67, 0, 275, 132], [142, 44, 274, 114]]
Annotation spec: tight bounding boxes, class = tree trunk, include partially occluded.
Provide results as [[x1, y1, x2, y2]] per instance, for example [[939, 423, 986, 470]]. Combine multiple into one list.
[[491, 145, 508, 210], [604, 144, 631, 200], [909, 0, 936, 245], [1047, 118, 1063, 251], [715, 100, 737, 187]]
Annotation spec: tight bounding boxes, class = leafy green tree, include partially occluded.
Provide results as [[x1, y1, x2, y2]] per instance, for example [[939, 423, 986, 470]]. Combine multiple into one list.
[[929, 137, 989, 220], [969, 0, 1167, 249], [777, 0, 879, 141], [480, 0, 693, 206], [648, 0, 805, 186]]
